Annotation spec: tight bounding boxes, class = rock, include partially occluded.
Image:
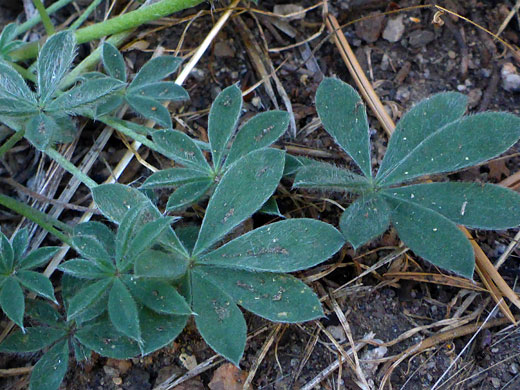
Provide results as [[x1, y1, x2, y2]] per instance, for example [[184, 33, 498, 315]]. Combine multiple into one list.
[[326, 325, 346, 343], [490, 377, 501, 388], [501, 62, 520, 92], [209, 363, 252, 390], [355, 12, 385, 43], [408, 30, 435, 48], [106, 359, 132, 375], [273, 4, 304, 20], [103, 365, 119, 377], [383, 15, 405, 43], [173, 378, 205, 390], [467, 88, 482, 108], [124, 368, 151, 390], [510, 362, 519, 374], [214, 41, 235, 58]]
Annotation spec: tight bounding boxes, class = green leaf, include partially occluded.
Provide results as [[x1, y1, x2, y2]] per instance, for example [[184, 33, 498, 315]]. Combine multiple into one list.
[[108, 278, 141, 344], [193, 148, 285, 255], [0, 97, 37, 116], [11, 227, 29, 261], [95, 95, 124, 117], [67, 278, 112, 320], [61, 275, 107, 324], [18, 247, 60, 270], [115, 203, 147, 265], [293, 162, 371, 192], [134, 249, 188, 279], [29, 339, 69, 390], [258, 197, 283, 217], [0, 277, 24, 329], [208, 84, 243, 169], [58, 259, 109, 279], [192, 270, 246, 365], [72, 234, 112, 264], [92, 183, 150, 223], [37, 31, 76, 104], [25, 113, 58, 150], [383, 182, 520, 230], [72, 339, 91, 362], [130, 56, 183, 88], [130, 82, 188, 101], [48, 112, 76, 144], [141, 168, 209, 189], [225, 110, 289, 166], [0, 327, 66, 353], [166, 180, 212, 211], [16, 270, 56, 302], [152, 129, 211, 171], [128, 216, 175, 258], [200, 219, 344, 272], [377, 92, 467, 180], [340, 194, 391, 249], [200, 267, 324, 322], [379, 112, 520, 186], [25, 299, 62, 326], [384, 195, 475, 278], [0, 231, 14, 271], [102, 42, 126, 81], [124, 278, 191, 315], [47, 77, 125, 115], [139, 308, 188, 355], [126, 94, 171, 128], [0, 60, 36, 102], [73, 222, 115, 257], [316, 78, 372, 177], [176, 226, 199, 254]]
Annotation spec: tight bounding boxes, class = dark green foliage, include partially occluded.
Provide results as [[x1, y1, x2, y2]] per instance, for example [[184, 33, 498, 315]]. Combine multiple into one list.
[[0, 23, 24, 61], [144, 85, 291, 212], [294, 77, 520, 278], [0, 228, 59, 329]]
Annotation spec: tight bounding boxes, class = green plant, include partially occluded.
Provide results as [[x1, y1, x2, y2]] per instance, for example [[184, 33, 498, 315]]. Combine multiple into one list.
[[86, 145, 344, 364], [141, 83, 290, 211], [0, 228, 59, 330], [0, 23, 24, 61], [294, 78, 520, 278]]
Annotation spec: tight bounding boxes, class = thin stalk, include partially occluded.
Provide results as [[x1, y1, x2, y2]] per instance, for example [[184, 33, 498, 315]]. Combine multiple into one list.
[[10, 0, 205, 62], [7, 61, 36, 82], [45, 147, 98, 189], [0, 193, 72, 245], [69, 0, 104, 31], [32, 0, 56, 35], [0, 130, 25, 159], [101, 116, 160, 152], [15, 0, 74, 36]]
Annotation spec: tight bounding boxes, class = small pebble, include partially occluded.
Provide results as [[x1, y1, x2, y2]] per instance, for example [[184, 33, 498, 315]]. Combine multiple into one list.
[[113, 377, 123, 386], [490, 377, 500, 388], [383, 15, 405, 42]]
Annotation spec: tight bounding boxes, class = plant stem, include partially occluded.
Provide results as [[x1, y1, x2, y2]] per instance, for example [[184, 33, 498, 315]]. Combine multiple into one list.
[[0, 193, 72, 245], [101, 116, 161, 153], [0, 130, 25, 159], [32, 0, 56, 35], [10, 0, 205, 62], [69, 0, 104, 31], [45, 148, 98, 189], [15, 0, 74, 37], [8, 61, 36, 82]]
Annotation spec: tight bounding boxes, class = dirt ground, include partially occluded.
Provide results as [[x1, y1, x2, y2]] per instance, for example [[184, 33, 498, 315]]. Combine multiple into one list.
[[1, 0, 520, 389]]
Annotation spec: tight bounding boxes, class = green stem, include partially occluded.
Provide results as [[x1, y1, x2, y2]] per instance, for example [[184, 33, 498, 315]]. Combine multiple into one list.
[[0, 193, 72, 245], [69, 0, 104, 31], [45, 148, 98, 189], [15, 0, 74, 36], [101, 116, 161, 153], [10, 0, 205, 62], [0, 130, 25, 159], [32, 0, 56, 36], [7, 61, 36, 82]]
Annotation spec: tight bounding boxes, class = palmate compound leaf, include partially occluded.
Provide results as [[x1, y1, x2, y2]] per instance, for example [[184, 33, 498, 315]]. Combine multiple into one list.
[[37, 31, 76, 105], [383, 194, 475, 278], [0, 277, 25, 329], [192, 148, 285, 256], [384, 182, 520, 230], [197, 267, 324, 323], [73, 221, 115, 258], [166, 179, 213, 211], [339, 194, 391, 250], [129, 56, 183, 89], [29, 339, 69, 390], [126, 94, 172, 128], [191, 269, 246, 365], [66, 278, 112, 321], [377, 92, 468, 180], [151, 129, 211, 171], [224, 110, 290, 167], [315, 78, 372, 178], [208, 84, 243, 170], [18, 246, 60, 270], [75, 308, 188, 359], [378, 112, 520, 186], [0, 60, 36, 102], [199, 219, 344, 272], [16, 270, 57, 303]]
